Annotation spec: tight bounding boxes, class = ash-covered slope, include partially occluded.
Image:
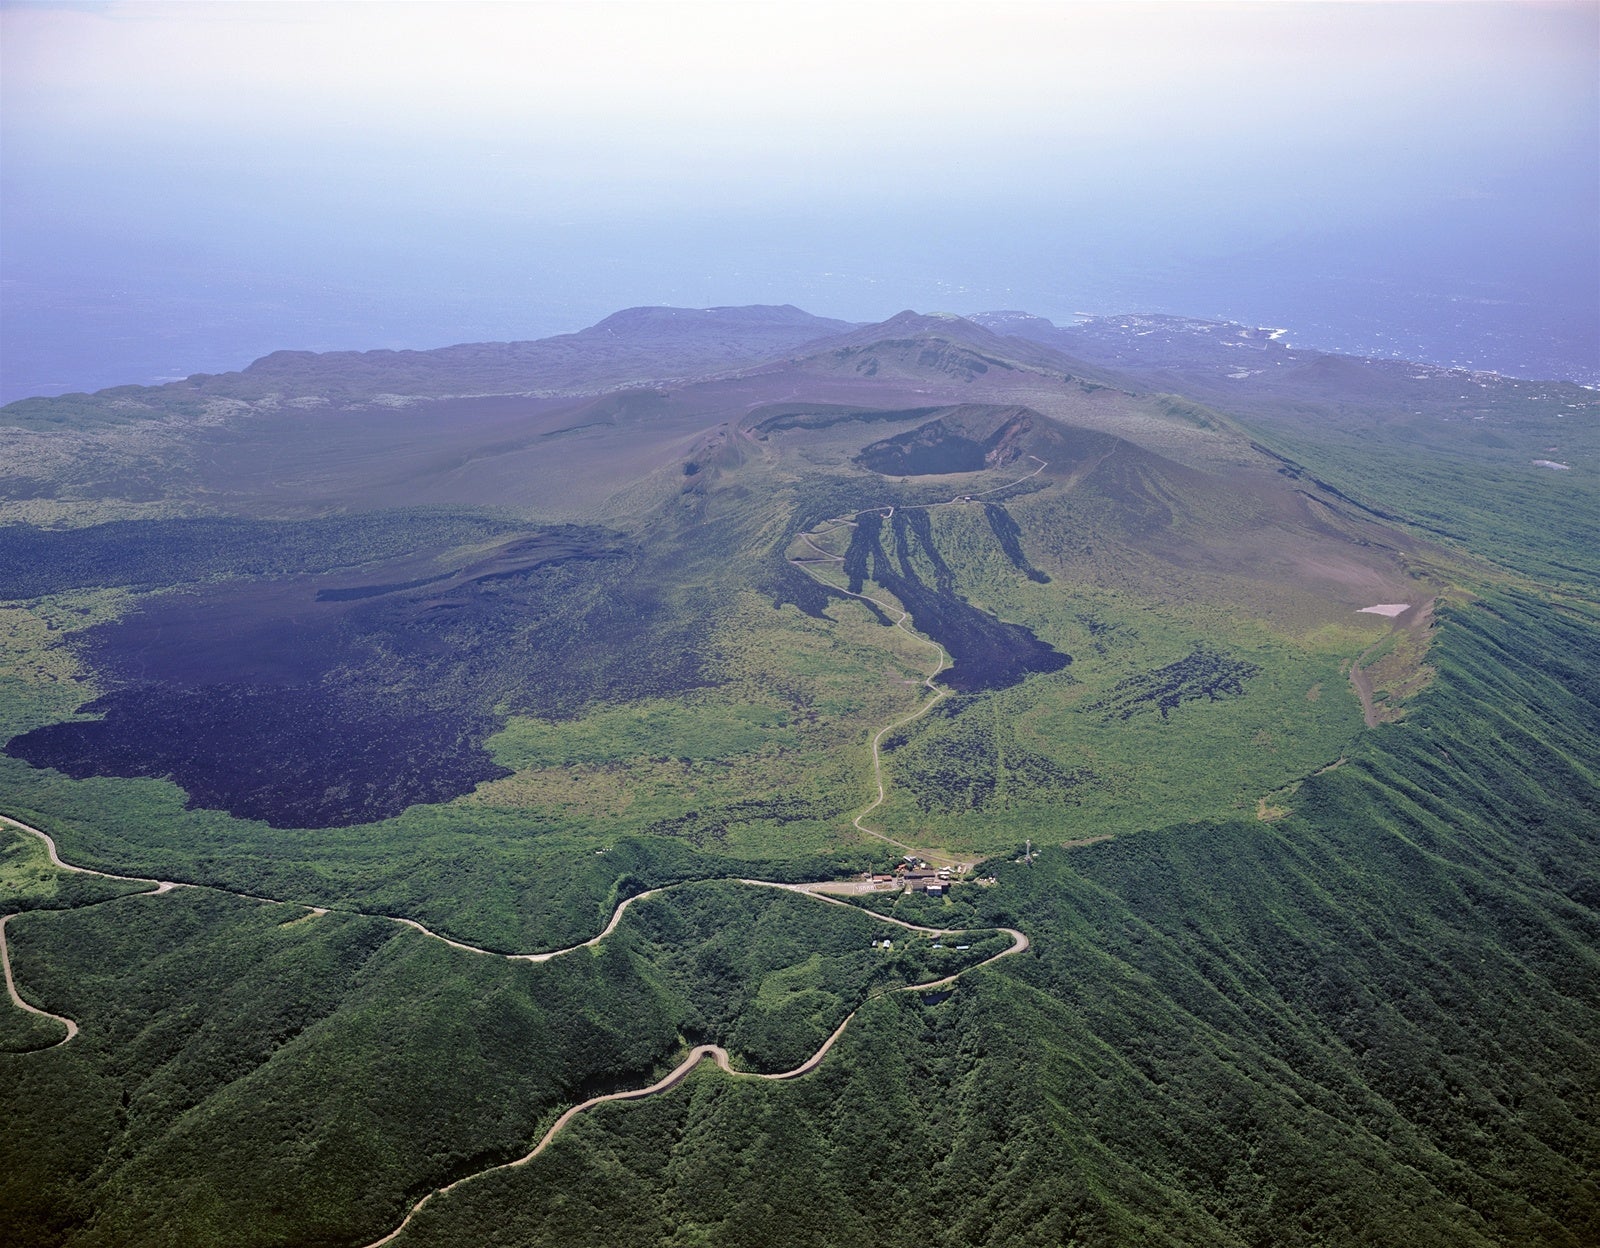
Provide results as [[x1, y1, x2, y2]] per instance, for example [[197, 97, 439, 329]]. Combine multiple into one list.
[[0, 304, 860, 425], [969, 309, 1600, 582], [1, 301, 1596, 1248], [0, 309, 1167, 520], [769, 309, 1126, 391], [854, 405, 1039, 476]]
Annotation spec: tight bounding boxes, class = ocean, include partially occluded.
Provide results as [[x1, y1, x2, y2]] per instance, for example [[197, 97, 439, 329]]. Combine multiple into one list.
[[3, 258, 1596, 406]]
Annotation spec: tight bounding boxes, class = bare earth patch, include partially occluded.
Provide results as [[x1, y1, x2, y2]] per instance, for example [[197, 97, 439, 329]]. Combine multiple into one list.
[[1349, 599, 1437, 727]]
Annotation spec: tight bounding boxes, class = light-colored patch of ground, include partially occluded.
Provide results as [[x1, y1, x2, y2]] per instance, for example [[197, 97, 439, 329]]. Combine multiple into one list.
[[1359, 603, 1411, 617], [1256, 796, 1291, 822], [791, 879, 901, 897], [1305, 682, 1323, 702], [1349, 599, 1437, 727]]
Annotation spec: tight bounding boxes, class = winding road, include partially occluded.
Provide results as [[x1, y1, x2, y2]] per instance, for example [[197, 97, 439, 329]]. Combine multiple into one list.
[[363, 903, 1027, 1248], [1, 911, 79, 1043], [787, 455, 1049, 865], [0, 815, 183, 1049], [2, 454, 1048, 1243], [1, 811, 1026, 1248]]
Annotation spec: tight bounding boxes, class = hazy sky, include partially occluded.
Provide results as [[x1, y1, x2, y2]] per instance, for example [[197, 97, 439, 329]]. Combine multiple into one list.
[[2, 1, 1597, 397]]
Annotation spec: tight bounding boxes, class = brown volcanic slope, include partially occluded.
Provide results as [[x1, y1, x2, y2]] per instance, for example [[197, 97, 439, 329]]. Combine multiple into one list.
[[0, 304, 1433, 831], [968, 309, 1600, 586], [779, 310, 1100, 385], [0, 310, 1147, 521], [0, 304, 859, 517], [854, 405, 1041, 476], [748, 397, 1423, 620], [744, 309, 1128, 401], [0, 305, 1431, 618], [971, 308, 1600, 450], [209, 304, 860, 402]]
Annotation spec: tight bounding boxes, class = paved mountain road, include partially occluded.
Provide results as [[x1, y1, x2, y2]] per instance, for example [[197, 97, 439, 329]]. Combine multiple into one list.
[[1, 809, 1029, 1247], [2, 455, 1050, 1240], [363, 915, 1028, 1247]]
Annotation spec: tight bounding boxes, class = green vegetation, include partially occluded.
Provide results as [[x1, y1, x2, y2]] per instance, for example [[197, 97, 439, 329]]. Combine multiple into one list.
[[0, 824, 150, 1054], [0, 825, 148, 917], [0, 312, 1593, 1246], [812, 498, 1374, 849], [0, 879, 997, 1247], [626, 882, 1000, 1072], [0, 969, 68, 1052], [353, 588, 1600, 1248], [1230, 390, 1600, 586]]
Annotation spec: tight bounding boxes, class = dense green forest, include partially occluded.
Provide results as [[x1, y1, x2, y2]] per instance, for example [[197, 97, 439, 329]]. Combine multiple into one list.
[[0, 311, 1594, 1246], [366, 588, 1600, 1248], [0, 876, 1003, 1247]]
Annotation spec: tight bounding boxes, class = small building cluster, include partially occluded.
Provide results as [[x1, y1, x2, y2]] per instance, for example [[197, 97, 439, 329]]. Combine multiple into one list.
[[860, 858, 959, 896], [897, 856, 952, 895]]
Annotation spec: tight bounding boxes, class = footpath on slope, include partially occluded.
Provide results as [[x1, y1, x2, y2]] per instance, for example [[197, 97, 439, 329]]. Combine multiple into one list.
[[786, 455, 1049, 870], [1347, 598, 1436, 729]]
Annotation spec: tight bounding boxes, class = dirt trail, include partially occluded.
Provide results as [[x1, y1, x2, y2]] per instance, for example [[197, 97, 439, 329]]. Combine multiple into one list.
[[788, 456, 1049, 870], [3, 825, 1024, 1241], [1348, 597, 1435, 728], [0, 822, 1026, 1045], [0, 812, 675, 973], [0, 814, 171, 887], [0, 813, 181, 1049], [1349, 660, 1380, 729], [0, 812, 1030, 1242], [3, 812, 1031, 1233]]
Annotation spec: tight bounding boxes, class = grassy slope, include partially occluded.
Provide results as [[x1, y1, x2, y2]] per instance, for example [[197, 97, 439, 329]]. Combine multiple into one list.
[[1215, 381, 1600, 588], [0, 328, 1593, 1245], [307, 384, 1596, 1247], [374, 586, 1600, 1248], [853, 497, 1373, 848]]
